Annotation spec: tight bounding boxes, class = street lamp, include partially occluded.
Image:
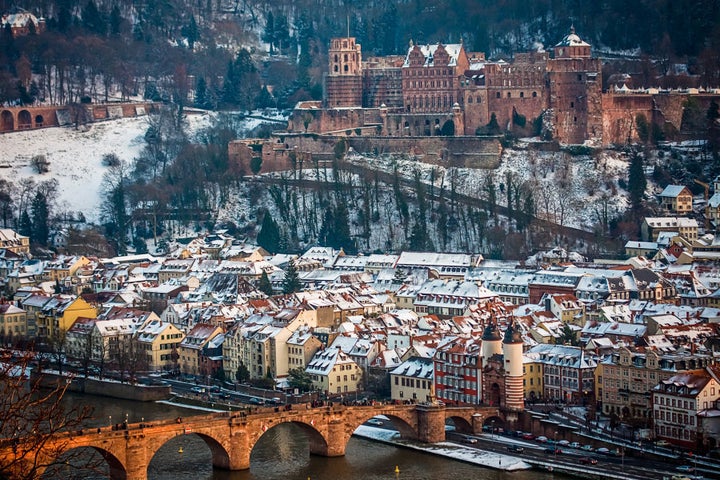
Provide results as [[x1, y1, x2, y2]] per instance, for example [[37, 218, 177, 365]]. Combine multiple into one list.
[[554, 431, 559, 462], [491, 420, 495, 440]]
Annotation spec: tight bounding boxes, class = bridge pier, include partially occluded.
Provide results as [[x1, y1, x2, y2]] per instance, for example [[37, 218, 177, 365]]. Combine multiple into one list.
[[416, 405, 447, 443], [124, 437, 150, 480], [311, 419, 347, 457]]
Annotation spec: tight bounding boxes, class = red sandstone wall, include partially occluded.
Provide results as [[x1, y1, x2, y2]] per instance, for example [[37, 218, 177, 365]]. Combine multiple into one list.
[[0, 102, 157, 133]]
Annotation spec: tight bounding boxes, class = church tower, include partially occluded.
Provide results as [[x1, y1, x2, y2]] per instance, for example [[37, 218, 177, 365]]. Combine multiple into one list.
[[325, 37, 363, 107], [502, 321, 524, 411]]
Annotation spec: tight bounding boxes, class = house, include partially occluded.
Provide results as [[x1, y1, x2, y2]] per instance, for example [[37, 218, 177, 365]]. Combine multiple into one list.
[[0, 303, 27, 341], [35, 295, 97, 339], [624, 240, 659, 258], [0, 12, 45, 37], [433, 336, 482, 405], [134, 317, 185, 372], [286, 328, 323, 371], [390, 356, 434, 403], [306, 346, 363, 397], [653, 365, 720, 449], [0, 229, 30, 254], [658, 185, 693, 214], [178, 323, 224, 376], [641, 217, 699, 242], [527, 344, 597, 405]]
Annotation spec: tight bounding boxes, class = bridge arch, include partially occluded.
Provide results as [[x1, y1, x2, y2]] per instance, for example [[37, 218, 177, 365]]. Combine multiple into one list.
[[146, 429, 232, 471], [256, 419, 330, 458], [446, 414, 473, 434], [40, 445, 126, 479]]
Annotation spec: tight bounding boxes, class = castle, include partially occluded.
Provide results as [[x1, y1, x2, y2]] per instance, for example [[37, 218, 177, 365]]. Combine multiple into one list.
[[288, 28, 720, 146]]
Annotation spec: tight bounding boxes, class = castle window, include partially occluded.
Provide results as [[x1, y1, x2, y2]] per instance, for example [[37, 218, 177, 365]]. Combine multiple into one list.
[[570, 101, 574, 108], [344, 54, 348, 62], [344, 65, 348, 72], [507, 92, 511, 98], [334, 55, 338, 62], [468, 96, 473, 104], [520, 92, 524, 98], [334, 66, 338, 72], [496, 92, 501, 98], [574, 116, 577, 123], [532, 91, 537, 98], [578, 74, 582, 81]]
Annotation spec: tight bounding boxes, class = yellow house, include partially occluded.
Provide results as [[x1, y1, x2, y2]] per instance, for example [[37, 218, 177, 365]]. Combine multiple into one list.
[[0, 303, 28, 340], [0, 229, 30, 254], [135, 316, 185, 372], [306, 347, 363, 397], [523, 356, 544, 402], [44, 255, 91, 282], [658, 185, 693, 214], [35, 295, 97, 339]]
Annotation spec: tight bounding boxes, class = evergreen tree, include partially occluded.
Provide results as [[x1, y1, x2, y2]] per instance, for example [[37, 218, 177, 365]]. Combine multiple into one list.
[[318, 206, 334, 246], [182, 15, 199, 49], [628, 152, 647, 210], [392, 268, 407, 284], [258, 270, 274, 296], [282, 259, 301, 294], [257, 211, 281, 253], [19, 210, 31, 238], [195, 76, 211, 109], [30, 191, 49, 247], [408, 219, 428, 251], [82, 0, 106, 36], [262, 11, 275, 54], [235, 363, 250, 383], [332, 202, 355, 254], [109, 5, 123, 35]]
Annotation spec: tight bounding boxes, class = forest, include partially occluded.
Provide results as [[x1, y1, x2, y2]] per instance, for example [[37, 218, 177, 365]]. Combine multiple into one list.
[[2, 0, 720, 109]]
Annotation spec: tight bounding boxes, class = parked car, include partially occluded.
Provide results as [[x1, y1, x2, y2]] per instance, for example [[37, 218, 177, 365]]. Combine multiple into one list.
[[558, 440, 570, 447], [536, 436, 548, 443], [507, 445, 525, 453], [569, 442, 581, 449], [190, 386, 206, 394], [544, 447, 562, 455], [676, 466, 695, 473], [367, 418, 384, 426], [581, 444, 594, 452], [521, 433, 535, 440], [461, 435, 478, 444], [656, 440, 671, 447], [579, 456, 598, 465], [248, 397, 263, 405]]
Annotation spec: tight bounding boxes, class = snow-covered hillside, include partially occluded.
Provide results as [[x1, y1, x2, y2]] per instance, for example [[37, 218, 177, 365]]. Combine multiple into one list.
[[1, 116, 632, 242]]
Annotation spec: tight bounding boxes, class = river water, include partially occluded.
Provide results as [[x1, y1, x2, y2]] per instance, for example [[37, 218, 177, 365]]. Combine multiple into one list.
[[50, 392, 565, 480]]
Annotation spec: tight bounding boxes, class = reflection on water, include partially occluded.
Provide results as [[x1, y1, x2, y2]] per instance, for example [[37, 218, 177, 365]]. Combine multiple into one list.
[[46, 393, 561, 480]]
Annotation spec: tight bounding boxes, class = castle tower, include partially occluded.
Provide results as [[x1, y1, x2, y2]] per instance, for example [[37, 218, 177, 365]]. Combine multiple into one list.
[[547, 26, 602, 144], [481, 322, 502, 366], [502, 321, 524, 411], [325, 37, 363, 107]]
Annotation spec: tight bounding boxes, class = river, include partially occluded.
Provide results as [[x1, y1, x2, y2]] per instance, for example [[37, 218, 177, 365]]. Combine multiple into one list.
[[48, 392, 567, 480]]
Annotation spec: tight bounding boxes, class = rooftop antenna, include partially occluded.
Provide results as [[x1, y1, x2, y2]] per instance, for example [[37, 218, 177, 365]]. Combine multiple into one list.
[[346, 14, 350, 38]]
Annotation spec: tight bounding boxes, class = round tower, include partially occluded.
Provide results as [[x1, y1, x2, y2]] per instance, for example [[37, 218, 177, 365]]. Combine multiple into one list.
[[502, 321, 524, 411], [481, 322, 502, 366]]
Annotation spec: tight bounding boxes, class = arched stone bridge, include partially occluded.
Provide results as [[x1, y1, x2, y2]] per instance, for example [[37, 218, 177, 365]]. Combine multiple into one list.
[[7, 403, 501, 480]]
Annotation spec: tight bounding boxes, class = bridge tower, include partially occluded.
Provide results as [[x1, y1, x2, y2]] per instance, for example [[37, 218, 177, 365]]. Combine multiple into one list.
[[502, 321, 524, 412], [481, 322, 502, 366]]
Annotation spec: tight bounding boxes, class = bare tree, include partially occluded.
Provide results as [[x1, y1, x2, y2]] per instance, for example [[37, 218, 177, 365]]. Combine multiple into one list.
[[0, 354, 96, 479]]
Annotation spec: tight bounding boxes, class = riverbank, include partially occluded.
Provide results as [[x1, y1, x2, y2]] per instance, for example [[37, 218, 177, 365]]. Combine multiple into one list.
[[353, 425, 532, 472]]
